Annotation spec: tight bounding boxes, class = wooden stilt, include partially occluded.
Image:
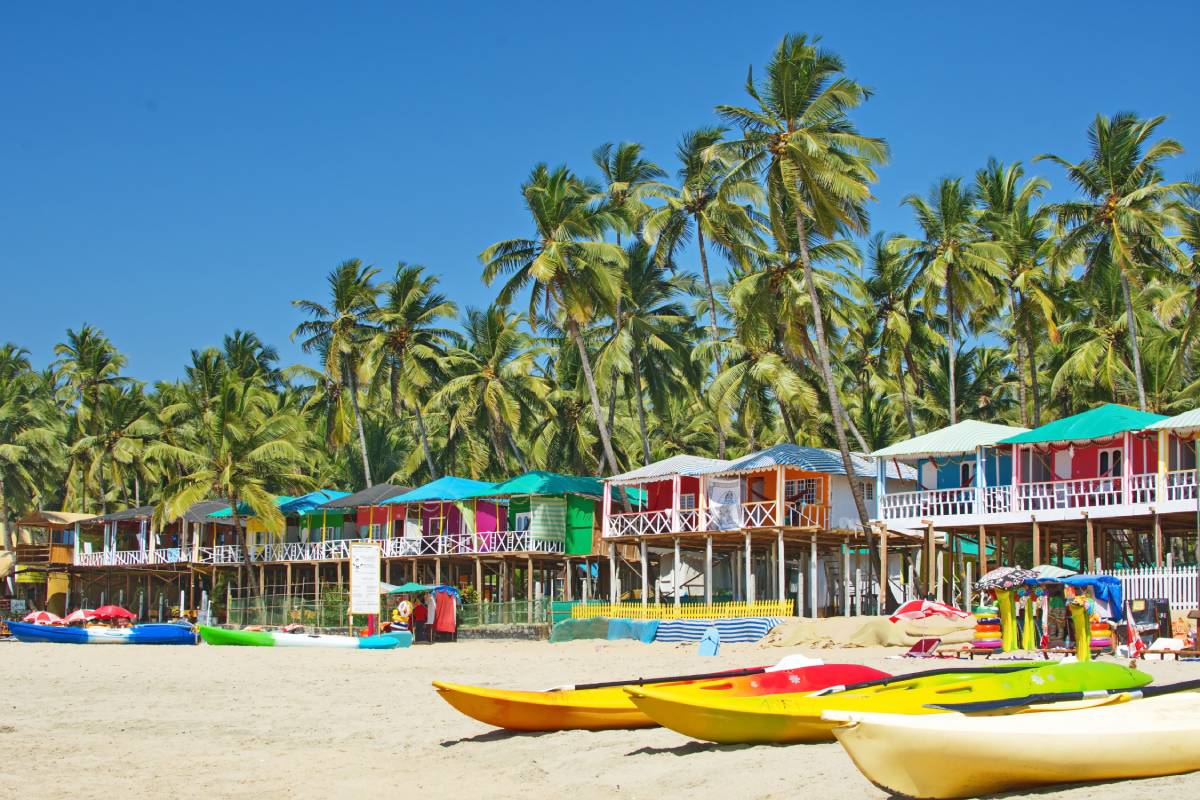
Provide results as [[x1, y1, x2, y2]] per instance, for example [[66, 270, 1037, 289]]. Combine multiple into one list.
[[704, 536, 713, 605], [978, 524, 989, 576], [1085, 514, 1096, 570], [777, 530, 786, 603], [744, 532, 753, 604], [673, 538, 681, 609], [879, 523, 889, 615], [475, 558, 483, 601], [640, 540, 648, 607], [1031, 519, 1041, 567], [609, 543, 618, 604], [526, 556, 534, 624], [1154, 512, 1164, 568], [924, 522, 936, 596], [808, 534, 817, 618]]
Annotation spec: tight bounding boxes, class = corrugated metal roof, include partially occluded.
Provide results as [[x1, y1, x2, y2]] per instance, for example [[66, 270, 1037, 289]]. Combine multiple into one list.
[[607, 454, 733, 484], [998, 404, 1166, 446], [711, 445, 914, 480], [319, 484, 412, 508], [870, 420, 1031, 459], [182, 501, 229, 522], [1147, 408, 1200, 436]]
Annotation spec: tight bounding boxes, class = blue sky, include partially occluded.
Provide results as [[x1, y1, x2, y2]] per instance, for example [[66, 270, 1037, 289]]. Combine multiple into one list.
[[3, 2, 1197, 380]]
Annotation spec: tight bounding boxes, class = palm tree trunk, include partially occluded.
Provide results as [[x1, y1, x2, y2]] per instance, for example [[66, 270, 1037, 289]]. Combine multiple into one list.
[[1009, 287, 1029, 427], [793, 210, 872, 531], [0, 477, 11, 551], [567, 319, 621, 476], [505, 431, 527, 472], [631, 348, 652, 466], [780, 401, 798, 443], [945, 268, 958, 426], [897, 364, 917, 438], [1026, 328, 1043, 424], [695, 225, 723, 372], [1118, 271, 1148, 411], [344, 356, 373, 487], [410, 401, 439, 479]]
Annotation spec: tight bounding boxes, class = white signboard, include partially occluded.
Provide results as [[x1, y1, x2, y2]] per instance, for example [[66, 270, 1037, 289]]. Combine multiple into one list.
[[348, 542, 381, 616]]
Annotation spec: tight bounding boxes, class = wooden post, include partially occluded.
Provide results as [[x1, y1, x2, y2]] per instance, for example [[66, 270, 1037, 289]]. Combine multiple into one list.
[[808, 534, 817, 618], [1154, 512, 1164, 568], [314, 563, 320, 611], [704, 536, 713, 605], [475, 558, 483, 601], [435, 556, 442, 586], [978, 524, 989, 576], [777, 529, 786, 603], [842, 543, 851, 615], [673, 538, 681, 609], [744, 532, 754, 604], [608, 543, 618, 604], [385, 559, 392, 585], [526, 556, 534, 624], [879, 523, 890, 614], [1031, 519, 1041, 567], [924, 522, 936, 596], [284, 562, 292, 624], [640, 539, 649, 607]]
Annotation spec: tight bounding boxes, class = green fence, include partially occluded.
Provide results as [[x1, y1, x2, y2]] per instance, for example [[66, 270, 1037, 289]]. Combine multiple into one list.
[[459, 599, 549, 627], [226, 590, 349, 629]]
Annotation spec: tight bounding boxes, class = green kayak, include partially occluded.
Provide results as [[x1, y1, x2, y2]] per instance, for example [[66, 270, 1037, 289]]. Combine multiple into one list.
[[198, 625, 411, 649]]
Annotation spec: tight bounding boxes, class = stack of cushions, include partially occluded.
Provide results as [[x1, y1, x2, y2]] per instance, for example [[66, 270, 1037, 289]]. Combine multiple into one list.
[[973, 606, 1002, 649]]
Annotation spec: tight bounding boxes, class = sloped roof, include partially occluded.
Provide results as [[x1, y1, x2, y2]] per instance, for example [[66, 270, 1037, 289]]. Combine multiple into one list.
[[208, 495, 296, 519], [462, 471, 605, 499], [319, 484, 412, 508], [14, 511, 96, 528], [998, 404, 1166, 446], [183, 500, 230, 522], [279, 490, 349, 514], [607, 455, 733, 484], [383, 476, 497, 504], [871, 420, 1030, 460], [712, 444, 915, 480], [1147, 408, 1200, 437], [96, 505, 156, 522]]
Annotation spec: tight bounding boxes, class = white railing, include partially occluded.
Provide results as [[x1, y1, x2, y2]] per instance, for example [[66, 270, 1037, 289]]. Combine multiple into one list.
[[740, 500, 778, 528], [878, 486, 980, 521], [1018, 476, 1123, 511], [982, 485, 1013, 514], [784, 501, 829, 529], [1097, 566, 1200, 610], [151, 548, 186, 564], [606, 509, 673, 537], [1129, 472, 1157, 505], [198, 545, 244, 565], [1166, 469, 1198, 502], [75, 552, 106, 566]]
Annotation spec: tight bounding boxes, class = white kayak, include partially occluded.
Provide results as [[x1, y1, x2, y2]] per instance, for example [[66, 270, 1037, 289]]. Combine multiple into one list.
[[826, 689, 1200, 798]]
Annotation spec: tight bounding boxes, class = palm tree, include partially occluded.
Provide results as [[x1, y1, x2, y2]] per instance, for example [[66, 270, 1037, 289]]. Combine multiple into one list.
[[715, 33, 888, 526], [0, 345, 61, 548], [859, 233, 923, 436], [222, 329, 282, 386], [293, 259, 379, 487], [894, 178, 1005, 425], [480, 164, 625, 475], [644, 127, 764, 372], [370, 263, 458, 479], [71, 384, 155, 512], [1038, 113, 1188, 411], [152, 374, 310, 604], [975, 160, 1060, 425], [432, 306, 545, 478]]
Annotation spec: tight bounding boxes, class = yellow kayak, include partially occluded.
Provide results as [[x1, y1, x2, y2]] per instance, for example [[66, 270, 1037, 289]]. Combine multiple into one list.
[[432, 662, 887, 732], [626, 662, 1149, 744], [829, 686, 1200, 798]]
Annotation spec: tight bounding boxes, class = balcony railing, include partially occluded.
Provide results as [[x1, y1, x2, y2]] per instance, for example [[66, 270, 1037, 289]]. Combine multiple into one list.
[[604, 501, 829, 537], [198, 545, 245, 565], [878, 470, 1200, 523]]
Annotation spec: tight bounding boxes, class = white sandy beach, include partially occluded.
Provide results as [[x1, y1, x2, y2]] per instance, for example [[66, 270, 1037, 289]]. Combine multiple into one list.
[[2, 637, 1198, 800]]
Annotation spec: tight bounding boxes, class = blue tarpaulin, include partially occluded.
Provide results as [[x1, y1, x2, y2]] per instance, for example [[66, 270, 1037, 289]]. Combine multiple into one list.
[[606, 618, 660, 643], [1025, 574, 1124, 615]]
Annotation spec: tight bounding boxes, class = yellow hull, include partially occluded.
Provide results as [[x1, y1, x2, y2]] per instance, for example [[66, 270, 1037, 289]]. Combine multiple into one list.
[[627, 663, 1147, 745], [433, 681, 654, 731], [830, 692, 1200, 798]]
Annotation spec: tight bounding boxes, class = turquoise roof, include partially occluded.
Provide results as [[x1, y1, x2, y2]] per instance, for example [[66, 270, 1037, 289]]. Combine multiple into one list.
[[383, 476, 497, 504], [998, 404, 1166, 446]]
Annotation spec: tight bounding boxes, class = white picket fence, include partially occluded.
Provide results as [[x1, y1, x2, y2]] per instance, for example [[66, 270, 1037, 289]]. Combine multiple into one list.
[[1097, 566, 1199, 610]]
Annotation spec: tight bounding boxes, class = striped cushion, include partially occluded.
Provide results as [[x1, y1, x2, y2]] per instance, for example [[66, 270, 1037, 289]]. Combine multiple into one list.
[[654, 617, 783, 644]]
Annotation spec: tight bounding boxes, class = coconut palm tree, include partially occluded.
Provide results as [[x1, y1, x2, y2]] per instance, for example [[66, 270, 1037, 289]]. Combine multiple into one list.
[[151, 374, 310, 604], [292, 259, 380, 487], [1038, 113, 1188, 411], [714, 33, 888, 526], [369, 263, 458, 480], [894, 178, 1005, 425], [0, 345, 62, 548], [71, 384, 155, 512], [480, 164, 625, 475], [432, 305, 546, 477], [858, 233, 923, 436]]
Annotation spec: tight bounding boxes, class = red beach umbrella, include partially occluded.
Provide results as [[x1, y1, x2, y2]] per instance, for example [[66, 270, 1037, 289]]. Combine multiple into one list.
[[93, 605, 136, 621], [63, 609, 98, 623], [22, 610, 63, 625], [888, 599, 972, 624]]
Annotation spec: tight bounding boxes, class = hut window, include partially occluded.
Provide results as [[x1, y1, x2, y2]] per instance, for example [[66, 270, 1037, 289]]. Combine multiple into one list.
[[679, 493, 696, 510], [959, 462, 975, 487], [1098, 448, 1122, 477], [785, 479, 819, 504], [513, 512, 530, 532]]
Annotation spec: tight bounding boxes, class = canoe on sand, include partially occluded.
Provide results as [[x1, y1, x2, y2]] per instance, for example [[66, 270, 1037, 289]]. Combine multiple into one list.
[[827, 684, 1200, 798], [7, 620, 196, 645], [198, 624, 411, 649], [625, 662, 1149, 744], [433, 662, 889, 732]]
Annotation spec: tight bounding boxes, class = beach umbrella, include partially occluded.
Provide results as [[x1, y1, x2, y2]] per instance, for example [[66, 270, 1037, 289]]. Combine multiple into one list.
[[888, 599, 971, 624], [22, 610, 62, 625], [974, 566, 1037, 592], [93, 605, 136, 620], [63, 608, 98, 623]]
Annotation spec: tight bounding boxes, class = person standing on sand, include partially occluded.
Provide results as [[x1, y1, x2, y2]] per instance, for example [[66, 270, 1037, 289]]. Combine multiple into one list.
[[412, 597, 428, 642]]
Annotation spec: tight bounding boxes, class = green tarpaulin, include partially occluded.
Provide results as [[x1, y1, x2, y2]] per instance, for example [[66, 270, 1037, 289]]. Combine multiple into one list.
[[530, 496, 567, 543], [997, 404, 1166, 446], [565, 494, 594, 555]]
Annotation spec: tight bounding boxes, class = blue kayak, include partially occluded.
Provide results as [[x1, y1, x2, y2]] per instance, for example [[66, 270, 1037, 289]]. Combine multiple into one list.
[[7, 620, 197, 645]]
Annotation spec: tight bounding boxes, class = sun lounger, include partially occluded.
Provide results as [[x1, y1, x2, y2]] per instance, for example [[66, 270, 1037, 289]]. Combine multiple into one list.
[[902, 637, 941, 658]]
